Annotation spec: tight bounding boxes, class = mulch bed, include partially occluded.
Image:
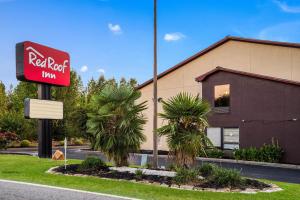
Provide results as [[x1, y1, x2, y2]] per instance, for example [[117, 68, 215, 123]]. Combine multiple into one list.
[[53, 164, 271, 191], [55, 164, 173, 185]]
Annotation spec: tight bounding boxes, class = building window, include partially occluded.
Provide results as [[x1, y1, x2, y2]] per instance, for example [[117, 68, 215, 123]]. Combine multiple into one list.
[[206, 127, 221, 147], [214, 84, 230, 113], [223, 128, 239, 150]]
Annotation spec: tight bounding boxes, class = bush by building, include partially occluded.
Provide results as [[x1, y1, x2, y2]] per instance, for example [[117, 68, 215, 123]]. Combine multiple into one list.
[[199, 148, 224, 158], [234, 138, 283, 163]]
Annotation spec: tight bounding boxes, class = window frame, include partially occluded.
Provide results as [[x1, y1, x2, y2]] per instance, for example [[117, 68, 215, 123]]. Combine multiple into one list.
[[206, 127, 239, 150], [222, 127, 239, 150]]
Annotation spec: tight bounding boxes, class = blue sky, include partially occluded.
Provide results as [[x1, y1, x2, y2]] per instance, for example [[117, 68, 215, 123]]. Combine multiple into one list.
[[1, 0, 300, 88]]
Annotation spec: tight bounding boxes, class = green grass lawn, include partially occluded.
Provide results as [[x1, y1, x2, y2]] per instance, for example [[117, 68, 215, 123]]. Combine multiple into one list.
[[0, 155, 299, 200]]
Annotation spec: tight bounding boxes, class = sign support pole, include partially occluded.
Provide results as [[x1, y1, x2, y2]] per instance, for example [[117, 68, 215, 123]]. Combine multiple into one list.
[[37, 84, 52, 158]]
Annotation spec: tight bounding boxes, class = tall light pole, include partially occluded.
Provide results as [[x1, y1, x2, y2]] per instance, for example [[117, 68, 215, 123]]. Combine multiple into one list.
[[153, 0, 158, 169]]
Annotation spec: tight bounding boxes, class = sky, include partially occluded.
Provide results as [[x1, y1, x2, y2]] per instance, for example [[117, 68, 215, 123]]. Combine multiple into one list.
[[1, 0, 300, 88]]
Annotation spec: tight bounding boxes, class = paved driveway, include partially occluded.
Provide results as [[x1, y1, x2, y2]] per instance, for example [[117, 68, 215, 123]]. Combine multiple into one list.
[[0, 179, 138, 200], [2, 147, 300, 184]]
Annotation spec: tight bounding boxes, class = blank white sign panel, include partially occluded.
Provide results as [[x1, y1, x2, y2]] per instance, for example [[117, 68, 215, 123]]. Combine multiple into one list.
[[207, 127, 221, 147], [24, 98, 63, 119]]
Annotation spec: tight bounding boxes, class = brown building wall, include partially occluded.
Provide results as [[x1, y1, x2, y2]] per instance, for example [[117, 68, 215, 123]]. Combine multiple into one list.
[[202, 71, 300, 164]]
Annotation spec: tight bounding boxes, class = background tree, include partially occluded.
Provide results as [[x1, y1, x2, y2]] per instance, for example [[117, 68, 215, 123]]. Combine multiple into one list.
[[157, 92, 212, 167], [0, 82, 7, 114], [0, 82, 37, 140], [52, 70, 84, 140], [87, 83, 147, 166]]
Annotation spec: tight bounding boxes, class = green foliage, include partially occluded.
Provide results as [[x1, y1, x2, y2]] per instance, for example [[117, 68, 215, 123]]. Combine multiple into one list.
[[234, 139, 283, 163], [73, 138, 83, 146], [199, 148, 224, 158], [0, 111, 37, 140], [0, 82, 7, 114], [197, 163, 244, 188], [173, 167, 199, 186], [78, 156, 108, 172], [58, 140, 65, 146], [0, 132, 18, 150], [52, 71, 84, 140], [144, 163, 153, 169], [135, 169, 144, 180], [0, 82, 37, 140], [157, 92, 211, 167], [8, 82, 37, 113], [260, 140, 283, 163], [0, 72, 139, 143], [87, 84, 147, 166], [166, 163, 177, 171], [198, 163, 216, 177], [209, 167, 242, 188], [20, 140, 31, 147], [69, 107, 88, 138]]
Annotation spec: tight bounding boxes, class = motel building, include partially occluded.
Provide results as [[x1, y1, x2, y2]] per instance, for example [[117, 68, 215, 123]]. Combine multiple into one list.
[[137, 36, 300, 165]]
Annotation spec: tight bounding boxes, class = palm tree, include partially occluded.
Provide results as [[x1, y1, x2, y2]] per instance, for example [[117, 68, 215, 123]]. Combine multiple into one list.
[[157, 92, 211, 167], [87, 84, 147, 166]]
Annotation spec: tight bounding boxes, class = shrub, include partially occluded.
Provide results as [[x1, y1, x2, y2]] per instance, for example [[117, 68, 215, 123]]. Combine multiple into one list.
[[143, 163, 152, 169], [78, 156, 108, 172], [73, 138, 83, 146], [199, 148, 224, 158], [234, 138, 283, 163], [0, 132, 18, 150], [259, 139, 283, 163], [58, 140, 65, 146], [20, 140, 31, 147], [209, 167, 242, 188], [135, 169, 144, 180], [198, 163, 216, 177], [0, 112, 37, 140], [166, 163, 177, 171], [173, 167, 199, 186]]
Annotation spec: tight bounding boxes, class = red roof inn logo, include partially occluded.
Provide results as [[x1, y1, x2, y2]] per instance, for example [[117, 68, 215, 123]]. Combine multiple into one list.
[[16, 41, 70, 86]]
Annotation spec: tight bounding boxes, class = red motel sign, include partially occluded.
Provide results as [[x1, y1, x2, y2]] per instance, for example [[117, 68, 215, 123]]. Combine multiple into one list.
[[16, 41, 70, 87]]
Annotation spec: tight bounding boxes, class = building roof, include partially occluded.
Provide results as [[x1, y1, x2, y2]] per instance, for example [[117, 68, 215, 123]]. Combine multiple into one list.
[[136, 36, 300, 90], [195, 66, 300, 86]]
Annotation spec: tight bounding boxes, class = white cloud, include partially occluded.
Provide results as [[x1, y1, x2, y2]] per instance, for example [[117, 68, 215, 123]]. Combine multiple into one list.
[[108, 23, 122, 34], [97, 68, 105, 74], [273, 0, 300, 13], [80, 65, 88, 73], [258, 21, 300, 42], [164, 32, 185, 42]]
